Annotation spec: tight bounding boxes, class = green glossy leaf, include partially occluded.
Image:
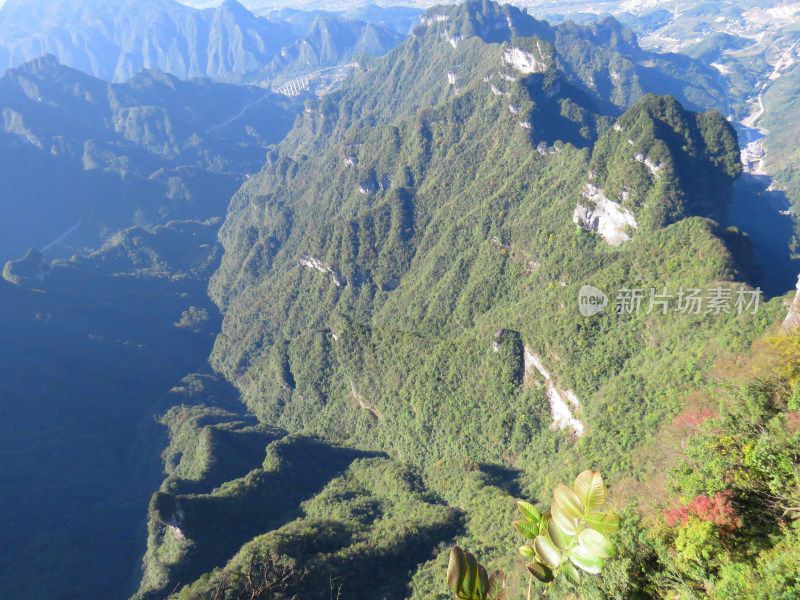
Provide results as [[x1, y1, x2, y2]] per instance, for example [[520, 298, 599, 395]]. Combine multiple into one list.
[[487, 570, 506, 600], [475, 565, 489, 600], [562, 562, 582, 586], [518, 545, 535, 558], [463, 551, 478, 597], [534, 534, 563, 569], [447, 546, 467, 596], [526, 560, 554, 583], [585, 511, 621, 535], [551, 501, 581, 536], [574, 470, 606, 512], [539, 513, 552, 536], [554, 484, 584, 519], [513, 519, 538, 540], [578, 528, 616, 559], [547, 517, 573, 551], [570, 544, 604, 574], [517, 500, 542, 524]]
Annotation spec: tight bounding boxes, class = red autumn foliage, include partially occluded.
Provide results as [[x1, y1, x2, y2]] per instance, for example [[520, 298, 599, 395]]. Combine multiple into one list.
[[673, 410, 717, 428], [786, 412, 800, 433], [664, 491, 741, 533]]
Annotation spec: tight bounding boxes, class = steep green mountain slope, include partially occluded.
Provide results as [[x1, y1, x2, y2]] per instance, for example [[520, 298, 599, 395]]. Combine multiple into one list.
[[134, 406, 463, 600], [262, 14, 405, 84], [138, 412, 461, 600], [0, 220, 229, 600], [0, 55, 299, 260], [129, 2, 783, 597], [763, 61, 800, 213]]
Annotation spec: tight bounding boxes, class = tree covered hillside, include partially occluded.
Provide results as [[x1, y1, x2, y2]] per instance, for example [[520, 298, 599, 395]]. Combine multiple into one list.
[[126, 2, 793, 598]]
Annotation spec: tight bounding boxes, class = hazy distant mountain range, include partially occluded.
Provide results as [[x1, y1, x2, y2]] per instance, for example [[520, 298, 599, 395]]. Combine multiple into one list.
[[0, 0, 407, 83], [0, 54, 300, 260]]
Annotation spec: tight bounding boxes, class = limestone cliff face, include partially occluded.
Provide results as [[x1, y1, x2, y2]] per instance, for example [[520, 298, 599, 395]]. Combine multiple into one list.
[[523, 346, 584, 437], [782, 275, 800, 331], [573, 184, 638, 246]]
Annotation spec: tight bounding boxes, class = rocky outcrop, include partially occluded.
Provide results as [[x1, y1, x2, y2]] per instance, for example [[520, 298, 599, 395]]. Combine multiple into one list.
[[502, 46, 547, 74], [573, 184, 637, 246], [420, 14, 450, 25], [782, 275, 800, 331], [634, 152, 662, 176], [523, 346, 584, 436], [299, 254, 346, 287], [358, 177, 379, 194]]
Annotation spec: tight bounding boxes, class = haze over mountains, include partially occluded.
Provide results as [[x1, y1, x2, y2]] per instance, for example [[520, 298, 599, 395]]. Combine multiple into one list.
[[0, 54, 299, 260], [0, 0, 406, 83], [1, 1, 800, 600]]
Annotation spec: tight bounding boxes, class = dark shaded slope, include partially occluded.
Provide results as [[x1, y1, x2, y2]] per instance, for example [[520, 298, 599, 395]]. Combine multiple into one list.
[[0, 55, 300, 260], [0, 222, 225, 600]]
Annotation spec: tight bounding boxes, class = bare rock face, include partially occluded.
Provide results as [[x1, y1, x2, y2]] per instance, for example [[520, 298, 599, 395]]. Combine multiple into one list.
[[572, 184, 637, 246], [502, 46, 548, 74], [523, 346, 584, 437], [299, 254, 346, 287], [782, 275, 800, 331]]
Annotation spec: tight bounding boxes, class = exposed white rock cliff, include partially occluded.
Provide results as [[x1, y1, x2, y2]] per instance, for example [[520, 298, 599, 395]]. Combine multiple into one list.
[[782, 275, 800, 331], [447, 71, 457, 85], [448, 34, 462, 48], [167, 524, 185, 541], [573, 184, 637, 246], [299, 254, 346, 287], [523, 346, 584, 436], [502, 47, 547, 74], [358, 178, 378, 194], [421, 14, 450, 24], [634, 152, 662, 176], [490, 85, 504, 96], [519, 121, 532, 129]]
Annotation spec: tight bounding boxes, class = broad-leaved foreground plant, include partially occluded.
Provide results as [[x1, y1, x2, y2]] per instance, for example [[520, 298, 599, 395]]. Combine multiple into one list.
[[447, 547, 506, 600], [447, 470, 619, 599]]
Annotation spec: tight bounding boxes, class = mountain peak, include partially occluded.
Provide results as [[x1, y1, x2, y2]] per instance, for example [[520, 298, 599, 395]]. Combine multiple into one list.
[[418, 0, 553, 45], [22, 53, 62, 70], [6, 54, 79, 84], [216, 0, 251, 18]]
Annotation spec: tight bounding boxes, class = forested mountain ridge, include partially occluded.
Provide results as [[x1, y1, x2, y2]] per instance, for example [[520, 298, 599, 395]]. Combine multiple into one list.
[[1, 1, 797, 599], [128, 2, 790, 598], [0, 54, 299, 260], [0, 0, 292, 82], [261, 14, 405, 83], [0, 0, 406, 84]]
